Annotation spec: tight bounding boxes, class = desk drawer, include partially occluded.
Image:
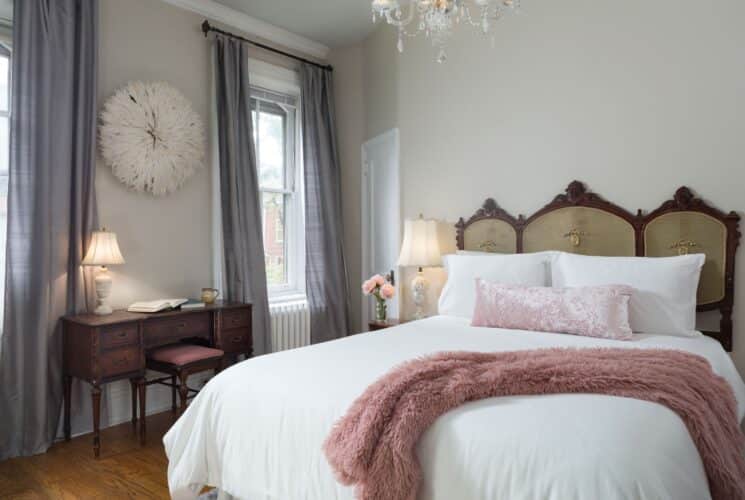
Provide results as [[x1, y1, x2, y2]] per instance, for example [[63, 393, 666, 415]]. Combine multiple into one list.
[[100, 323, 139, 350], [220, 328, 251, 353], [143, 313, 211, 348], [223, 308, 251, 330], [100, 346, 141, 378]]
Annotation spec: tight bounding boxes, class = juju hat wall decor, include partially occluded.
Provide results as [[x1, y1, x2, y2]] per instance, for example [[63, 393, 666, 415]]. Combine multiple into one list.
[[100, 81, 205, 196]]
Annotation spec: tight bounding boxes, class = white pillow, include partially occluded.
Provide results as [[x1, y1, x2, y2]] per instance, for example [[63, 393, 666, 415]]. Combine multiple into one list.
[[551, 252, 705, 336], [438, 252, 555, 318]]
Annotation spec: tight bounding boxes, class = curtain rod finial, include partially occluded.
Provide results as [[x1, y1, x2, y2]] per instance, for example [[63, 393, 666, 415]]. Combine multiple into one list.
[[201, 20, 211, 37]]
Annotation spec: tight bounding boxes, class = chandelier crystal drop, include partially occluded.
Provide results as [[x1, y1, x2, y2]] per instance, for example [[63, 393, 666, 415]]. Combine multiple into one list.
[[371, 0, 519, 63]]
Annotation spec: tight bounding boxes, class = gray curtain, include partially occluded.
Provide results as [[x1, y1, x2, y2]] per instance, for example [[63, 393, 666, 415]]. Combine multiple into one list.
[[213, 35, 271, 355], [0, 0, 98, 459], [300, 64, 350, 343]]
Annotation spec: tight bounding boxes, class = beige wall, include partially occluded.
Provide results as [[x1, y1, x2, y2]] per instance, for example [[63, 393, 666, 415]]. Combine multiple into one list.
[[334, 0, 745, 375], [98, 0, 313, 309], [91, 0, 325, 431], [328, 45, 365, 333], [98, 0, 214, 309]]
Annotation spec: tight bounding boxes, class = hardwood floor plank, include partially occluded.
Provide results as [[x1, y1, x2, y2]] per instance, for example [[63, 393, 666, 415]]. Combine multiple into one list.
[[0, 411, 176, 499]]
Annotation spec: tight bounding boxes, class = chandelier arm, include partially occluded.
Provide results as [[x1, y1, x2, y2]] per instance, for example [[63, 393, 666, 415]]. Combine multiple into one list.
[[382, 2, 417, 28]]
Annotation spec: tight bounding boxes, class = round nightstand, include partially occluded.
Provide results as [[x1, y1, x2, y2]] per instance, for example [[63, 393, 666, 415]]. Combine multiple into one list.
[[368, 319, 405, 331]]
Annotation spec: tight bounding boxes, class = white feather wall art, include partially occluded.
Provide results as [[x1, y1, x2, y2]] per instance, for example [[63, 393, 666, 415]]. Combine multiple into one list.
[[100, 81, 205, 196]]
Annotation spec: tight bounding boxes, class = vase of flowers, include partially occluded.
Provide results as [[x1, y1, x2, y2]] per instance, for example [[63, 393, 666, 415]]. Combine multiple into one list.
[[362, 274, 396, 322]]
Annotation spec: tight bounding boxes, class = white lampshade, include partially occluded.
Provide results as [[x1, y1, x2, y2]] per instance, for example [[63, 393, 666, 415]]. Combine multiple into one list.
[[82, 229, 125, 266], [397, 217, 442, 268]]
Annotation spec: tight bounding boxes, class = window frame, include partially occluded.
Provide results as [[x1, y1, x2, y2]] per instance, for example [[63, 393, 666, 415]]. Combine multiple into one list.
[[248, 59, 305, 302], [0, 43, 10, 326]]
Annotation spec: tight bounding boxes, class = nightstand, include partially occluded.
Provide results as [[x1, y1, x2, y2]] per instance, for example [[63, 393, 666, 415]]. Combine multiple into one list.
[[368, 319, 406, 331]]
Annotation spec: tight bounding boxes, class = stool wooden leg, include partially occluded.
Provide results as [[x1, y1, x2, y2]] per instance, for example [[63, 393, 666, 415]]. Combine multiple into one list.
[[178, 371, 189, 415], [137, 377, 146, 445], [171, 375, 177, 413], [130, 379, 138, 428]]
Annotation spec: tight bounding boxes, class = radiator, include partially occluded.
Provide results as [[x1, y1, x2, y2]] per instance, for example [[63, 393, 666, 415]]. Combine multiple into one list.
[[269, 300, 310, 352]]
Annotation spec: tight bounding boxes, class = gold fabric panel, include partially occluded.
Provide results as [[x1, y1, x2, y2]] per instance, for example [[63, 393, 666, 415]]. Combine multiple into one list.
[[464, 219, 518, 253], [523, 207, 636, 256], [644, 212, 726, 305]]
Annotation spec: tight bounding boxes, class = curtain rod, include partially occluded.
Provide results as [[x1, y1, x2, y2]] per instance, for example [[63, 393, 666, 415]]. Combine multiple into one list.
[[201, 21, 333, 72]]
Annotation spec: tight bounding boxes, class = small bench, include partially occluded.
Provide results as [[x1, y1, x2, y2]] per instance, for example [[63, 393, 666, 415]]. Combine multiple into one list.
[[133, 343, 224, 438]]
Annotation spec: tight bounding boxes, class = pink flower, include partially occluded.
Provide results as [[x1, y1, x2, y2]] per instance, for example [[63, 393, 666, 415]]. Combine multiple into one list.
[[372, 274, 386, 286], [380, 283, 395, 299], [362, 279, 376, 295]]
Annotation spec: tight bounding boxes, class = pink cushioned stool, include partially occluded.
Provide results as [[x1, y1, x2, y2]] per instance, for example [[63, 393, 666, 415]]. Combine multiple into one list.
[[138, 343, 225, 427]]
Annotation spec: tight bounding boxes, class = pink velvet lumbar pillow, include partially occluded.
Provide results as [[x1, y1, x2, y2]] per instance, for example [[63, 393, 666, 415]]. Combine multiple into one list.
[[471, 279, 634, 340]]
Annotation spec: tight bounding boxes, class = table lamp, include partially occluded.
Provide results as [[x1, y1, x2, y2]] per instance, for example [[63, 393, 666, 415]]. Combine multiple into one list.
[[82, 228, 125, 315], [397, 215, 442, 320]]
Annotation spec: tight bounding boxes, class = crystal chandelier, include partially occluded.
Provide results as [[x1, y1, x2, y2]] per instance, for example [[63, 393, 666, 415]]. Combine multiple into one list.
[[371, 0, 520, 63]]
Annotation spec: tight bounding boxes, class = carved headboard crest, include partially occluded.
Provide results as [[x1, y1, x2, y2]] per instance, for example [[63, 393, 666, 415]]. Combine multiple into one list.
[[456, 181, 741, 351]]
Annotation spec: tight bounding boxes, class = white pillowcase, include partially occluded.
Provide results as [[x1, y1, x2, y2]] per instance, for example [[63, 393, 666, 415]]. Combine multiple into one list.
[[438, 252, 555, 318], [551, 252, 705, 336]]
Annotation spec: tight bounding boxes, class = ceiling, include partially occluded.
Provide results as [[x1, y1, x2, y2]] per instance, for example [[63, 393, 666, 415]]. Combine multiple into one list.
[[214, 0, 374, 48]]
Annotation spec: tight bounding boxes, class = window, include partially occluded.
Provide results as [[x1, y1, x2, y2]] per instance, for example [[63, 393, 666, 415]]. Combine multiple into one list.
[[0, 46, 10, 320], [251, 83, 304, 298]]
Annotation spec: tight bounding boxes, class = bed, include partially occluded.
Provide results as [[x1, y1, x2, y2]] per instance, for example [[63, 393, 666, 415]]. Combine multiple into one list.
[[164, 182, 745, 500]]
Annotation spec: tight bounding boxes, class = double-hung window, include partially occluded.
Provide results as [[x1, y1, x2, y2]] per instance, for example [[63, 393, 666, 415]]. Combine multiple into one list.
[[0, 45, 10, 321], [250, 73, 304, 299]]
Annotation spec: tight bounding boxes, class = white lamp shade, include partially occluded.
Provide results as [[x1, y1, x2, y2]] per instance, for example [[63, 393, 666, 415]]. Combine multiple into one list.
[[397, 218, 442, 268], [82, 230, 125, 266]]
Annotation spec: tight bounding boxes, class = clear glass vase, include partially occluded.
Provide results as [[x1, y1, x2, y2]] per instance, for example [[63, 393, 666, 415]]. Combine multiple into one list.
[[375, 299, 387, 322]]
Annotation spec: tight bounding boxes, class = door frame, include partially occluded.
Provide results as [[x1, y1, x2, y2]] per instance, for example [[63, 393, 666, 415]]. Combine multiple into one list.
[[361, 128, 401, 330]]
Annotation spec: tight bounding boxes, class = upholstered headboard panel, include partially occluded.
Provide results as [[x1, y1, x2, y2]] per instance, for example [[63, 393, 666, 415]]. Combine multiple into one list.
[[455, 181, 741, 351]]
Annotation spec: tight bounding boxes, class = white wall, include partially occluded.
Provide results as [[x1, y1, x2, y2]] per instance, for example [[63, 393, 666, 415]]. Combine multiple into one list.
[[333, 0, 745, 376], [98, 0, 214, 310], [328, 45, 365, 333], [72, 0, 324, 436]]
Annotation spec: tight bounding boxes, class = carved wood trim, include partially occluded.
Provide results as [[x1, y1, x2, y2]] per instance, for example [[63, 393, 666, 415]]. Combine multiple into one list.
[[455, 181, 740, 352], [644, 187, 741, 352], [455, 198, 520, 251]]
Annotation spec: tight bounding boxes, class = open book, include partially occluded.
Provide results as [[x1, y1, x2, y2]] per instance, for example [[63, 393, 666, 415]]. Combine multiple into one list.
[[127, 298, 189, 313]]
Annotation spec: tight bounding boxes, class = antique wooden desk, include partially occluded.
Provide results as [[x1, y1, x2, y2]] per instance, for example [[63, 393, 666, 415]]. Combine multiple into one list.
[[62, 301, 252, 457]]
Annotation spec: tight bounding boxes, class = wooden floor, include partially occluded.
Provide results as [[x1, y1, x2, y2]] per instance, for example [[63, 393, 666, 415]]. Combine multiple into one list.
[[0, 412, 176, 499]]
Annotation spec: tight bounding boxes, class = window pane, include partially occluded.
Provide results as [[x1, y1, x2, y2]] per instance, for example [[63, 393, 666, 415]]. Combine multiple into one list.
[[251, 109, 257, 146], [257, 109, 285, 190], [0, 56, 8, 112], [0, 174, 7, 322], [262, 192, 287, 286], [0, 116, 8, 175]]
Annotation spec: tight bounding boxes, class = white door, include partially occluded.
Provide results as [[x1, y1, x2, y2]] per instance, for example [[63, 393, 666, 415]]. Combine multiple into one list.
[[361, 129, 401, 330]]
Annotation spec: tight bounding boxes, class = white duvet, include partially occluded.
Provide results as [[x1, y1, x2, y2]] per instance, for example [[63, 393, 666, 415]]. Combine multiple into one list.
[[164, 316, 745, 500]]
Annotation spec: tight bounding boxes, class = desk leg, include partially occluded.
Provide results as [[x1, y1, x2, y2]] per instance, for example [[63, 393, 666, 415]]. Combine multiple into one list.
[[137, 377, 146, 445], [130, 378, 138, 428], [63, 375, 72, 441], [91, 384, 101, 458]]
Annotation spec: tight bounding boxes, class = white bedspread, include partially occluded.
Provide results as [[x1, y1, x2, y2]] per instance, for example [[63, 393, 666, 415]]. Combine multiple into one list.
[[163, 316, 745, 500]]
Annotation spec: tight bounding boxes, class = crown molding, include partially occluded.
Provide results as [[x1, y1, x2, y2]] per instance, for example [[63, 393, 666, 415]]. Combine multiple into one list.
[[160, 0, 330, 60]]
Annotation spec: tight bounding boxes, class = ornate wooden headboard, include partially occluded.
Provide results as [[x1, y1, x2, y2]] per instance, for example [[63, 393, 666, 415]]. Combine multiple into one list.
[[455, 181, 741, 351]]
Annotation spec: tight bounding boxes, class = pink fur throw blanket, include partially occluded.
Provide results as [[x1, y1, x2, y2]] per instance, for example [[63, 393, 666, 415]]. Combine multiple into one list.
[[323, 348, 745, 500]]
